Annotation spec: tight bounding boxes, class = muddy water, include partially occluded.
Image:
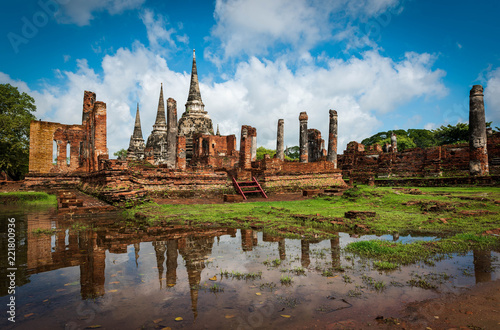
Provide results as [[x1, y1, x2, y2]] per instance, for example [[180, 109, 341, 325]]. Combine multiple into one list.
[[0, 206, 498, 329]]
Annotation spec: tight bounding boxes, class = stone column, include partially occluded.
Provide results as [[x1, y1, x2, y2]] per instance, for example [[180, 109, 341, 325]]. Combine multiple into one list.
[[166, 98, 178, 168], [327, 110, 338, 167], [239, 126, 252, 169], [469, 85, 489, 176], [176, 136, 186, 170], [299, 112, 308, 163], [276, 119, 284, 160], [250, 128, 257, 162]]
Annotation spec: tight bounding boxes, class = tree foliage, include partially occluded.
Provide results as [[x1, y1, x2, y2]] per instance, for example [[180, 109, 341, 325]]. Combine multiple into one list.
[[114, 148, 128, 160], [432, 123, 469, 145], [0, 84, 36, 180], [361, 122, 496, 152], [284, 146, 300, 160]]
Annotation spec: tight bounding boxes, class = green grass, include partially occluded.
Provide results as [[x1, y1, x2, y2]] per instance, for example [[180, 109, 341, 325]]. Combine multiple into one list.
[[125, 186, 500, 238], [346, 233, 498, 265], [123, 185, 500, 255], [373, 261, 398, 270], [280, 275, 293, 285], [0, 192, 57, 206], [32, 228, 56, 235]]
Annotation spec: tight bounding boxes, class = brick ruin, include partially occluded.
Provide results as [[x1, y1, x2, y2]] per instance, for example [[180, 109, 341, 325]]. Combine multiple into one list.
[[26, 58, 497, 201], [338, 85, 499, 182], [28, 91, 108, 174]]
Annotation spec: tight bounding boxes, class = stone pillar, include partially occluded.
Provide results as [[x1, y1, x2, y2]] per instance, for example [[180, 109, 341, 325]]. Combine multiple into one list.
[[166, 98, 178, 168], [250, 128, 257, 162], [276, 119, 284, 160], [239, 126, 252, 169], [469, 85, 489, 176], [176, 136, 186, 170], [327, 110, 338, 168], [299, 112, 308, 163]]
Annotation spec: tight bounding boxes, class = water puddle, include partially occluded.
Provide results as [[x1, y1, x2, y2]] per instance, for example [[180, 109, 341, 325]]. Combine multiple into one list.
[[1, 206, 498, 329]]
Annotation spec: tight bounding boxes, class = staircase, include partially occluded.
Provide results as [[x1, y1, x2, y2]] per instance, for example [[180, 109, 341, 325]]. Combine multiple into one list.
[[232, 177, 268, 200]]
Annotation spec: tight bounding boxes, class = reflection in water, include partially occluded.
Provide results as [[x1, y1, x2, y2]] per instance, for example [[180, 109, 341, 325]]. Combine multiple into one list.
[[331, 234, 340, 269], [301, 240, 310, 268], [1, 207, 499, 330], [134, 242, 140, 267], [178, 236, 215, 320], [473, 249, 492, 283], [166, 239, 178, 287], [80, 231, 106, 299]]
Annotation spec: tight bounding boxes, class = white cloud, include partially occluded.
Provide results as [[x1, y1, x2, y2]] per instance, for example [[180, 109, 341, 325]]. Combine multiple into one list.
[[0, 46, 447, 156], [1, 4, 449, 157], [140, 9, 177, 53], [484, 67, 500, 124], [56, 0, 145, 26], [208, 0, 403, 60]]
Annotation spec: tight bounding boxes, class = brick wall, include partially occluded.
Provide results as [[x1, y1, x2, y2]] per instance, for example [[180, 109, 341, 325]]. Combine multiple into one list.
[[28, 91, 108, 174], [339, 132, 500, 178]]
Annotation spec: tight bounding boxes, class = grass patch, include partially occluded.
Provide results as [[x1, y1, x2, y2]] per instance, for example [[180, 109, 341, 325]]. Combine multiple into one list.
[[123, 185, 500, 245], [346, 233, 499, 265], [373, 261, 398, 270], [0, 192, 57, 206], [280, 275, 293, 285], [31, 228, 56, 235]]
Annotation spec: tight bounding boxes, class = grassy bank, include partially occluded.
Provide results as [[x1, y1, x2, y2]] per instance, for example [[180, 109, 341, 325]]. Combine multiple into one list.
[[0, 191, 57, 206], [125, 185, 500, 244]]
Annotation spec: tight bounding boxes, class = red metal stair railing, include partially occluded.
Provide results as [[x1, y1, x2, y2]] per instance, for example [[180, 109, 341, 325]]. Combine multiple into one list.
[[232, 176, 268, 200]]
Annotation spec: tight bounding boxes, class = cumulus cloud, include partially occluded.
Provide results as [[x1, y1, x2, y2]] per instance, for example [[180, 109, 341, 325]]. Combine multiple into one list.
[[0, 48, 447, 156], [208, 0, 402, 60], [1, 4, 449, 156], [56, 0, 145, 26], [484, 67, 500, 124], [140, 9, 180, 53]]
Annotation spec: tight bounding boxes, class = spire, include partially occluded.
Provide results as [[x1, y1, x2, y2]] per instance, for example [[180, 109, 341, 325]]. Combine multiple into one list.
[[132, 103, 143, 139], [154, 83, 167, 130], [186, 49, 204, 112], [216, 124, 220, 136]]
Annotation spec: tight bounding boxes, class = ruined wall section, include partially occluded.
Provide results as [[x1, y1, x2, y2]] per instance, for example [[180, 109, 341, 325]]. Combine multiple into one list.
[[28, 91, 108, 174], [339, 134, 500, 178], [191, 133, 239, 169], [255, 158, 346, 192], [29, 121, 87, 174]]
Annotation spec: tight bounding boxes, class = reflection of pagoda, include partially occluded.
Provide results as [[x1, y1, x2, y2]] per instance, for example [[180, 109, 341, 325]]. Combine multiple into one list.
[[153, 239, 179, 288], [153, 241, 167, 289], [178, 236, 215, 320]]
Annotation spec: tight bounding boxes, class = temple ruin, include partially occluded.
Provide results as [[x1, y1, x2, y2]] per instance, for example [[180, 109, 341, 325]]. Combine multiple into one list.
[[26, 51, 498, 202]]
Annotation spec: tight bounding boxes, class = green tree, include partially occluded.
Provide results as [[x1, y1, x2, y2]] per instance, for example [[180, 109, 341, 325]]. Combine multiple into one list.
[[256, 146, 275, 160], [114, 148, 128, 160], [284, 146, 300, 160], [407, 129, 437, 149], [0, 84, 36, 180], [432, 123, 469, 145]]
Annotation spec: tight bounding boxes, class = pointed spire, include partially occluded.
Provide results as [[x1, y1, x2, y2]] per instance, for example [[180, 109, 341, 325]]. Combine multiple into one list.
[[154, 83, 167, 130], [186, 49, 204, 111], [132, 103, 143, 139], [216, 124, 220, 136]]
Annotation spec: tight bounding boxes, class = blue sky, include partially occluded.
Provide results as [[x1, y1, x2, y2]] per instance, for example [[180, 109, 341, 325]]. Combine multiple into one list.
[[1, 0, 499, 157]]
